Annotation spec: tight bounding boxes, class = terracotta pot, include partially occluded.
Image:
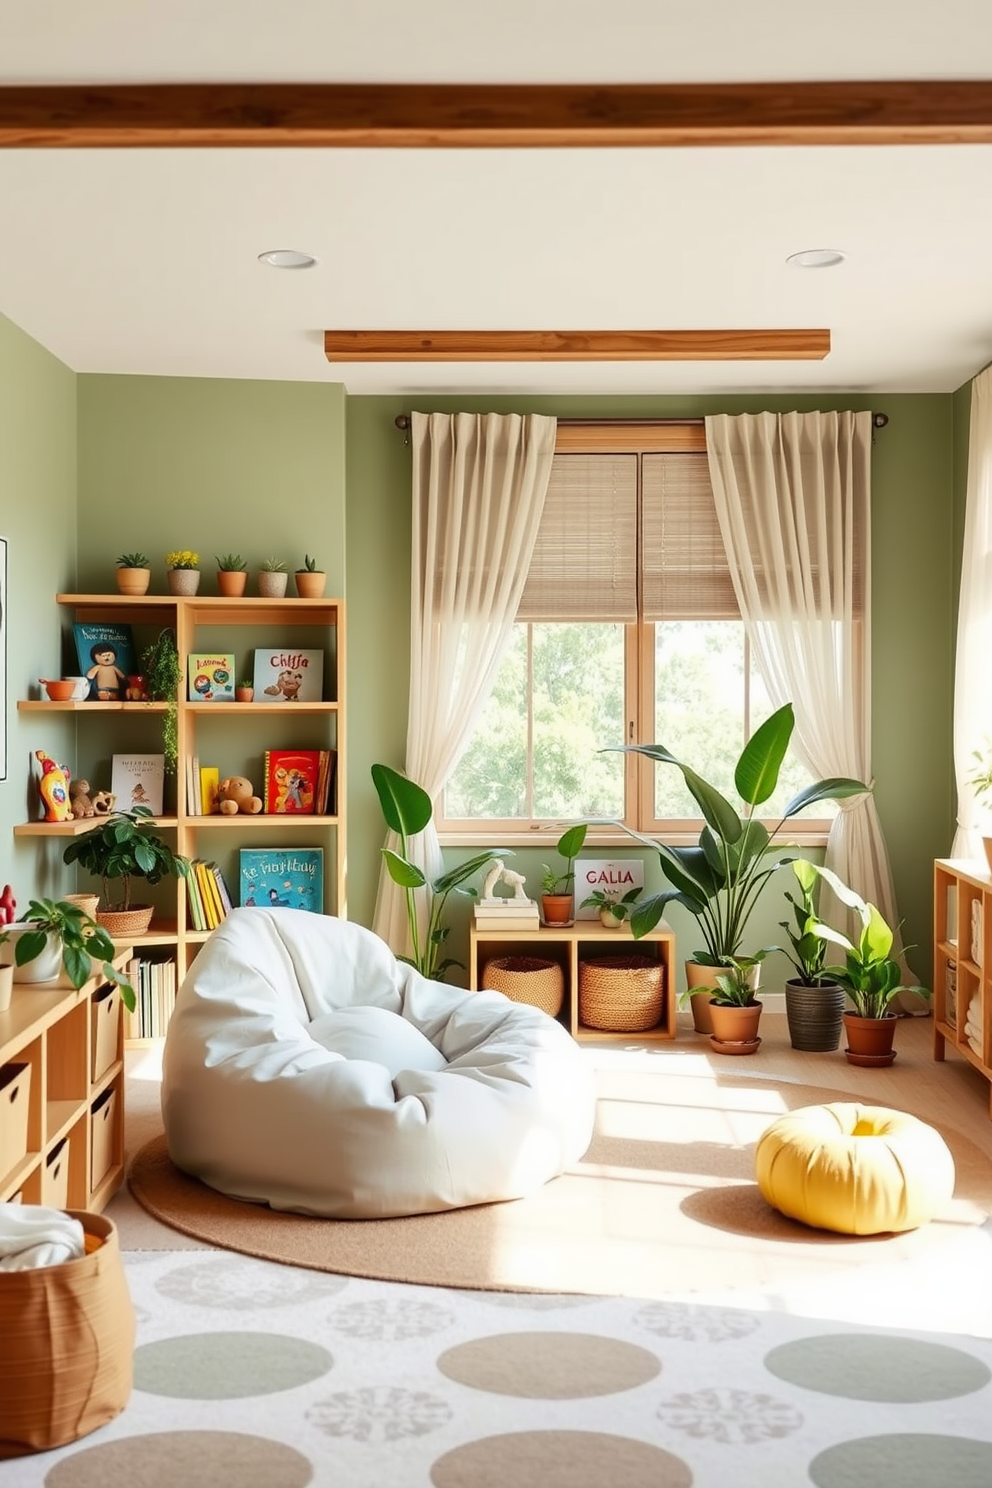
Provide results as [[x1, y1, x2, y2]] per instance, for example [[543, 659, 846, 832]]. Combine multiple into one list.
[[235, 686, 254, 703], [168, 569, 200, 596], [115, 566, 150, 596], [686, 959, 761, 1035], [257, 570, 289, 598], [709, 999, 763, 1050], [784, 978, 847, 1052], [843, 1010, 897, 1066], [541, 894, 573, 926], [295, 570, 327, 599], [216, 570, 248, 597]]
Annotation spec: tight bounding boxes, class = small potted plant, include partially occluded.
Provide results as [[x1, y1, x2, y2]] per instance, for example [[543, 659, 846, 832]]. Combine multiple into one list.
[[215, 553, 248, 598], [115, 551, 151, 596], [235, 676, 255, 703], [700, 954, 766, 1053], [257, 557, 288, 599], [165, 549, 200, 596], [62, 807, 191, 940], [295, 553, 326, 599], [803, 861, 930, 1066], [778, 858, 848, 1051], [541, 824, 588, 926], [580, 885, 642, 929], [6, 898, 135, 1010], [967, 740, 992, 874]]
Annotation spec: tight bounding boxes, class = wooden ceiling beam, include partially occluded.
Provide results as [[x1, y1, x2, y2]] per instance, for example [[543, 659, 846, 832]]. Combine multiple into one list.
[[323, 330, 831, 362], [2, 81, 992, 149]]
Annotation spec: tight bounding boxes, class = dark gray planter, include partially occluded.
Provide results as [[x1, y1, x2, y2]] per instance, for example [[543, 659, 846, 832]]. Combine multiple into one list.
[[784, 979, 847, 1052]]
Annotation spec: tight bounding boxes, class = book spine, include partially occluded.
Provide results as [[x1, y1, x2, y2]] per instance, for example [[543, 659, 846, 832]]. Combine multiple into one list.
[[186, 862, 206, 931], [196, 861, 219, 928], [211, 863, 234, 916]]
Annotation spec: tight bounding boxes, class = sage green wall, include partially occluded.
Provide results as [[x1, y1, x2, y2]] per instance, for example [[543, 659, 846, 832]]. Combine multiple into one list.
[[344, 392, 958, 983], [0, 312, 78, 904], [76, 376, 346, 594]]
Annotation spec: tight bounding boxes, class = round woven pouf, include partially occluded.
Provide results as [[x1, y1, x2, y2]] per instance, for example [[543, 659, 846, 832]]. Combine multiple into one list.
[[481, 956, 565, 1018], [578, 954, 665, 1033], [755, 1102, 956, 1235]]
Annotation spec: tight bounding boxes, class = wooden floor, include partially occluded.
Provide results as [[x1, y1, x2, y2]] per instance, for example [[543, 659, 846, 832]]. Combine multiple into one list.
[[674, 1008, 992, 1158]]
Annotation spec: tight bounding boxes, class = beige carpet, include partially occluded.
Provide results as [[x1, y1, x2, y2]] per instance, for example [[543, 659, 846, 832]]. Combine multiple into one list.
[[128, 1065, 992, 1299]]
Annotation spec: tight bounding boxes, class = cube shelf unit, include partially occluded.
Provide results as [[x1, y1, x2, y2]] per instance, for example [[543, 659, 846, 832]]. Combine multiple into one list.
[[16, 592, 347, 1007], [469, 920, 677, 1042], [933, 857, 992, 1116], [0, 955, 129, 1209]]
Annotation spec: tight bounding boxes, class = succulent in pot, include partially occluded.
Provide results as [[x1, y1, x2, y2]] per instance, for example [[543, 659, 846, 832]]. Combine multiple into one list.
[[62, 806, 191, 936], [115, 550, 151, 595], [8, 897, 135, 1010]]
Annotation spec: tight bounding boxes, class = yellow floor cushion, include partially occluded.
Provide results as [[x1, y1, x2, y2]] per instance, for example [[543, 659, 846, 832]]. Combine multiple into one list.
[[755, 1102, 956, 1235]]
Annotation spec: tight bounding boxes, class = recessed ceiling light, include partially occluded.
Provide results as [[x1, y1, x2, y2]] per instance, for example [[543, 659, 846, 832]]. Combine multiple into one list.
[[786, 248, 846, 270], [257, 249, 317, 270]]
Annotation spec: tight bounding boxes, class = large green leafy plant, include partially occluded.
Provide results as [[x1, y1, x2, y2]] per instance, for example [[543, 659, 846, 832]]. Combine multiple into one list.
[[371, 763, 508, 981], [612, 703, 870, 962], [803, 862, 929, 1018], [62, 806, 190, 911]]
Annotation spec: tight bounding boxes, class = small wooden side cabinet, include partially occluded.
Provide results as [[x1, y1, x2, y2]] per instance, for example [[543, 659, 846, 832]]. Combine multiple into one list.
[[469, 920, 677, 1042], [933, 857, 992, 1117], [0, 953, 130, 1209]]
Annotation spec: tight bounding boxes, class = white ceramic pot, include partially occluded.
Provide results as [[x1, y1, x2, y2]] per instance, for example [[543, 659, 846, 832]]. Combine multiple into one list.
[[7, 925, 63, 984], [0, 962, 13, 1012]]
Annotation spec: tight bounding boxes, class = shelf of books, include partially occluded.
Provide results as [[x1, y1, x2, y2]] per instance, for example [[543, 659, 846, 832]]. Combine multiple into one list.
[[19, 593, 347, 1038]]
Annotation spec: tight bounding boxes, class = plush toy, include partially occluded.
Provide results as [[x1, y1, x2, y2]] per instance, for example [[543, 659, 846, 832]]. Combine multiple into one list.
[[69, 777, 96, 819], [216, 776, 262, 815], [91, 790, 116, 815]]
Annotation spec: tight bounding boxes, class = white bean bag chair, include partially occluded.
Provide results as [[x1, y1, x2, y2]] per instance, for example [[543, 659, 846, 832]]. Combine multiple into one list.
[[161, 907, 596, 1219]]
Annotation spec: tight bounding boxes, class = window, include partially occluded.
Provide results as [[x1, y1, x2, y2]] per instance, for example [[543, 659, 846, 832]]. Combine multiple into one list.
[[440, 423, 837, 839]]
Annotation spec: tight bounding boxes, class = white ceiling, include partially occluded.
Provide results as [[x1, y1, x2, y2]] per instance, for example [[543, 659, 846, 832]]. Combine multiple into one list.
[[2, 0, 992, 397]]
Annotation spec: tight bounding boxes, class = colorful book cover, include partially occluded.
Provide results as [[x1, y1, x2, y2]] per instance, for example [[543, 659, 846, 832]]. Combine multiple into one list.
[[239, 848, 324, 913], [73, 622, 137, 701], [263, 749, 321, 814], [252, 647, 324, 703], [111, 753, 165, 816], [199, 765, 220, 816], [186, 652, 235, 702], [195, 860, 220, 928]]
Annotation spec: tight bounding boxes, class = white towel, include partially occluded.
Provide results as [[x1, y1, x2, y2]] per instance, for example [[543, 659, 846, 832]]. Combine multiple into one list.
[[0, 1203, 85, 1270]]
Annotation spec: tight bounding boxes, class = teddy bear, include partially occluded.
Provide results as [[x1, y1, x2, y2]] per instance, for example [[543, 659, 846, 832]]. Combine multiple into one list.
[[69, 777, 96, 818], [216, 775, 263, 815]]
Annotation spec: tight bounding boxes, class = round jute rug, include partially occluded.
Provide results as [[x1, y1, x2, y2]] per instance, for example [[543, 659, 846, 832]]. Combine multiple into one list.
[[128, 1070, 992, 1298]]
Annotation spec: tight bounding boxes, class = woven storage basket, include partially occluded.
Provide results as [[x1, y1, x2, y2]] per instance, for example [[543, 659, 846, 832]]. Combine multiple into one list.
[[95, 904, 154, 938], [481, 956, 565, 1017], [578, 954, 665, 1032]]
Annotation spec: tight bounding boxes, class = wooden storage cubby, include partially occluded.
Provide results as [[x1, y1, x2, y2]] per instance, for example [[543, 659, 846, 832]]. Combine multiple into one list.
[[16, 591, 347, 1029], [0, 954, 130, 1209], [933, 857, 992, 1116], [469, 920, 677, 1042]]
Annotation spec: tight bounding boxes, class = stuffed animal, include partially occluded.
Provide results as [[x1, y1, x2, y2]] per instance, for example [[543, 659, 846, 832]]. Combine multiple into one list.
[[216, 776, 262, 815], [91, 790, 116, 815], [69, 777, 96, 818]]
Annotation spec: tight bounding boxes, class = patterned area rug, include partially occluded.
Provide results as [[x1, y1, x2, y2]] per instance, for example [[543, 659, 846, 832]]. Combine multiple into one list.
[[127, 1068, 992, 1300], [5, 1250, 992, 1488]]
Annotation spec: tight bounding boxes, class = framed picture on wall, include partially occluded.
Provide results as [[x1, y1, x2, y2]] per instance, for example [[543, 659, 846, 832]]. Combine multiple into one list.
[[0, 537, 6, 780]]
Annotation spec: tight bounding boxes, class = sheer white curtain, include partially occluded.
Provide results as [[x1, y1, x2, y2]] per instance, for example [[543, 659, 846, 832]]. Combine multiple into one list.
[[373, 411, 557, 955], [705, 410, 918, 999], [952, 366, 992, 858]]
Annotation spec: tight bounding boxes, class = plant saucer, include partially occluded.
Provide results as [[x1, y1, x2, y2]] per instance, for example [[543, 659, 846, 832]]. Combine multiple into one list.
[[844, 1048, 897, 1067], [709, 1034, 762, 1056]]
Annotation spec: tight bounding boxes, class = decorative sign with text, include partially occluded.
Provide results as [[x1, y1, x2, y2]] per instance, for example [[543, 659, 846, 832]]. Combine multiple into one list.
[[574, 858, 646, 919]]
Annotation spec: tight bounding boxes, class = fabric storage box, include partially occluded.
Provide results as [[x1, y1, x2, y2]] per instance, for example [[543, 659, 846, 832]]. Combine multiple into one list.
[[578, 955, 666, 1032], [0, 1210, 134, 1458], [0, 1063, 32, 1181], [43, 1137, 71, 1209], [90, 1089, 117, 1192], [90, 984, 121, 1084]]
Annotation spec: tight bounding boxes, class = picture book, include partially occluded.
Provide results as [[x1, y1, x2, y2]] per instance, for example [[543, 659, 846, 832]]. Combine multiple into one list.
[[252, 648, 324, 703], [239, 848, 324, 913], [187, 652, 235, 702], [263, 748, 321, 814], [199, 765, 220, 816], [111, 753, 165, 816], [72, 622, 137, 701], [574, 858, 646, 920]]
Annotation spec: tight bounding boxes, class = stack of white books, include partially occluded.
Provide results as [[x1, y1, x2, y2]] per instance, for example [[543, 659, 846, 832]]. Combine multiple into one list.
[[474, 897, 541, 931]]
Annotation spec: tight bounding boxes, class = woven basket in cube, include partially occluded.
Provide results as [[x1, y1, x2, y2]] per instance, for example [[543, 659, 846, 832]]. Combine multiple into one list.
[[481, 956, 565, 1018], [578, 954, 665, 1032]]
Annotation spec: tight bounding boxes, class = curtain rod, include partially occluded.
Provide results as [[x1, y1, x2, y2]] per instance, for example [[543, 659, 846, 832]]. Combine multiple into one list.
[[394, 412, 889, 432]]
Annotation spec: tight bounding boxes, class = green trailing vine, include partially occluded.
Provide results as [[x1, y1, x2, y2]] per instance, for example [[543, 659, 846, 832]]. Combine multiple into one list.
[[141, 627, 181, 774]]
